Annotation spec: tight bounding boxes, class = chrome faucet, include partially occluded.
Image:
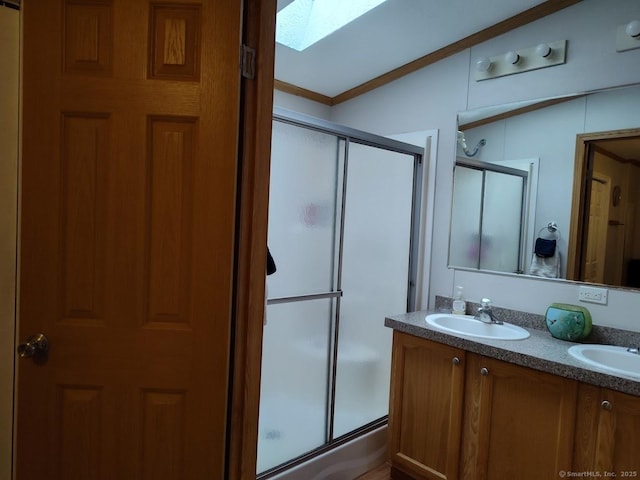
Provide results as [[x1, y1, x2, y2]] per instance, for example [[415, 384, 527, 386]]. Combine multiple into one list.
[[627, 347, 640, 355], [474, 298, 503, 325]]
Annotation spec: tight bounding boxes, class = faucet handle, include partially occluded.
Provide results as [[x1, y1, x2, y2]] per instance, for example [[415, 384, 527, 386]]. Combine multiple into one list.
[[481, 298, 492, 308]]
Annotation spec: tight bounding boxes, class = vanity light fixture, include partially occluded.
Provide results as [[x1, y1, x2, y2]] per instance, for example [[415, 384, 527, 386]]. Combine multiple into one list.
[[626, 19, 640, 38], [475, 56, 492, 73], [617, 19, 640, 52], [475, 40, 566, 81], [505, 50, 520, 65], [536, 43, 552, 58]]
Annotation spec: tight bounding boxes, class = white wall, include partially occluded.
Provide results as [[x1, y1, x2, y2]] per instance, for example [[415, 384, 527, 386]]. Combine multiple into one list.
[[0, 6, 19, 479], [277, 0, 640, 331]]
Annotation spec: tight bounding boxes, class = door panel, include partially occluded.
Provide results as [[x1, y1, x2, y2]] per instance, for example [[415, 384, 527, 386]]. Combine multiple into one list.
[[449, 166, 483, 269], [258, 299, 337, 472], [461, 354, 577, 480], [480, 171, 523, 273], [258, 120, 343, 473], [17, 1, 242, 478], [333, 143, 414, 438], [389, 333, 465, 480], [584, 175, 611, 283], [265, 121, 342, 299]]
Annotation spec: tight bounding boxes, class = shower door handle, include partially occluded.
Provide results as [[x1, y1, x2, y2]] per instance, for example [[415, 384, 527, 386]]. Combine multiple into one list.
[[267, 290, 343, 305]]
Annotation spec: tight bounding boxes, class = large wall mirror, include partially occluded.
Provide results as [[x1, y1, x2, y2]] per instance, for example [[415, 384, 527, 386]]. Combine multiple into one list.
[[449, 83, 640, 291]]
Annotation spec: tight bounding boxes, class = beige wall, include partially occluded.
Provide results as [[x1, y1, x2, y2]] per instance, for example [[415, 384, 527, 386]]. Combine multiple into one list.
[[0, 6, 19, 479]]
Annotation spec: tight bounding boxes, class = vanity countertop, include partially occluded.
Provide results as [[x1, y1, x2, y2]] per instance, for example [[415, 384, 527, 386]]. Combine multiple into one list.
[[385, 310, 640, 397]]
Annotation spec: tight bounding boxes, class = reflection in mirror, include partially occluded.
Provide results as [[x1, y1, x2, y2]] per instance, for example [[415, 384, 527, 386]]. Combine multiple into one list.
[[570, 128, 640, 287], [449, 158, 527, 274], [450, 83, 640, 291]]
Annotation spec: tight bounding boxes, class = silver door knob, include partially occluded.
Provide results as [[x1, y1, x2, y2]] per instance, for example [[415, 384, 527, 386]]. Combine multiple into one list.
[[17, 333, 49, 358]]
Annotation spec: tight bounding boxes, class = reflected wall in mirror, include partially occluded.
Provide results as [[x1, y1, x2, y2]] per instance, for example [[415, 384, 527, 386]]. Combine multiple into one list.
[[449, 83, 640, 291]]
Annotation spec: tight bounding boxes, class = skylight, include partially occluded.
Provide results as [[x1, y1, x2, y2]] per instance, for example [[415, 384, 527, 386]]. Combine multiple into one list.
[[276, 0, 388, 51]]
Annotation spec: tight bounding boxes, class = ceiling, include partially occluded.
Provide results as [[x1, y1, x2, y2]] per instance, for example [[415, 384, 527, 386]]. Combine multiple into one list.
[[274, 0, 576, 101], [272, 1, 640, 160], [594, 138, 640, 163]]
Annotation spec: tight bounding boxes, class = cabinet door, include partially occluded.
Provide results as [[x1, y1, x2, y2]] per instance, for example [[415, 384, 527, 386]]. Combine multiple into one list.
[[460, 354, 577, 480], [389, 332, 465, 480], [574, 383, 640, 471]]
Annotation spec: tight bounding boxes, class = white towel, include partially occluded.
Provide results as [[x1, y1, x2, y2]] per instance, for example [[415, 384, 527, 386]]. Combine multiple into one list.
[[529, 250, 561, 278]]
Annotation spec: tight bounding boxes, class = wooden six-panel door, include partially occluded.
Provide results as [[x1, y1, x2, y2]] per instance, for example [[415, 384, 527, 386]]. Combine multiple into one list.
[[17, 1, 243, 478]]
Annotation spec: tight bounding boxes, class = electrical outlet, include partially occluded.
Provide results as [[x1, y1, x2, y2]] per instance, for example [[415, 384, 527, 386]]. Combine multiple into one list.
[[578, 286, 608, 305]]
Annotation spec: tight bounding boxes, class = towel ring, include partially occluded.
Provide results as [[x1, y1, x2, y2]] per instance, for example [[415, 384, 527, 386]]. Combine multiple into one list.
[[538, 222, 560, 241]]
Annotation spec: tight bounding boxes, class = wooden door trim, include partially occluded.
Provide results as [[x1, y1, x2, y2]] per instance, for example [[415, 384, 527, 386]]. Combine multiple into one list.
[[228, 1, 276, 479]]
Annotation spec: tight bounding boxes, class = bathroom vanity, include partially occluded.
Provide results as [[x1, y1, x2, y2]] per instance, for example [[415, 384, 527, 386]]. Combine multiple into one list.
[[385, 310, 640, 480]]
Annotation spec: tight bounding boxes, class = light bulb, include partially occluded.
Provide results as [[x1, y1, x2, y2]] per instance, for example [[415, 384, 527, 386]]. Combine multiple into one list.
[[626, 20, 640, 38], [505, 50, 520, 65], [536, 43, 552, 58], [475, 56, 492, 73]]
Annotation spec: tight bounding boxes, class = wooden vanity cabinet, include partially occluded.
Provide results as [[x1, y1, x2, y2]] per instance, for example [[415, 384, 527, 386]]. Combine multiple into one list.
[[388, 332, 465, 480], [459, 353, 578, 480], [388, 333, 579, 480], [573, 383, 640, 471]]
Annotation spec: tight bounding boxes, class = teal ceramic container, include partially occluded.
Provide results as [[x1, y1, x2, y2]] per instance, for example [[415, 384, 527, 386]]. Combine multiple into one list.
[[545, 303, 592, 341]]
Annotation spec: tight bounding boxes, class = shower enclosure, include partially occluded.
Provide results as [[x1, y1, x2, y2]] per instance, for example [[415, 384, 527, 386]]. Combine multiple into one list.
[[258, 109, 423, 476]]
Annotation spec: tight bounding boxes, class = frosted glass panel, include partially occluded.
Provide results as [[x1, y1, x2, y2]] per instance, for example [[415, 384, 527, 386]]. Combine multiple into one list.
[[267, 121, 341, 298], [332, 143, 414, 438], [257, 299, 334, 473], [480, 171, 524, 272], [449, 166, 483, 268]]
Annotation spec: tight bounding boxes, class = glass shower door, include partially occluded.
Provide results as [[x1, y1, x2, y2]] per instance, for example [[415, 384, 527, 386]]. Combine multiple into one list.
[[258, 120, 343, 473], [480, 170, 524, 272], [449, 166, 484, 269], [332, 142, 415, 438]]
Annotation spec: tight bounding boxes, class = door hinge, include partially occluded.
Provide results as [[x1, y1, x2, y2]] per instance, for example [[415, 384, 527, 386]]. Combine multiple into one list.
[[241, 44, 256, 79]]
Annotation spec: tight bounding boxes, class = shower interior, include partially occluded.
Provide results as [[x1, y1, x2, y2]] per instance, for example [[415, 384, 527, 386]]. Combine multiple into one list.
[[258, 110, 423, 477]]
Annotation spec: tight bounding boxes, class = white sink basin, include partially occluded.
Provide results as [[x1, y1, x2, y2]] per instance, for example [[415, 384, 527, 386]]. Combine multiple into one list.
[[425, 313, 530, 340], [567, 344, 640, 379]]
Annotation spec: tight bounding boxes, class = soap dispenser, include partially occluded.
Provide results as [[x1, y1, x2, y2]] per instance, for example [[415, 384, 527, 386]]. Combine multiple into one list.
[[452, 285, 466, 315]]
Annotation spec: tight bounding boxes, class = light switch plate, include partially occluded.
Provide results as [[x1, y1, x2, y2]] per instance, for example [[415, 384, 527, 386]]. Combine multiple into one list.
[[578, 286, 608, 305]]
